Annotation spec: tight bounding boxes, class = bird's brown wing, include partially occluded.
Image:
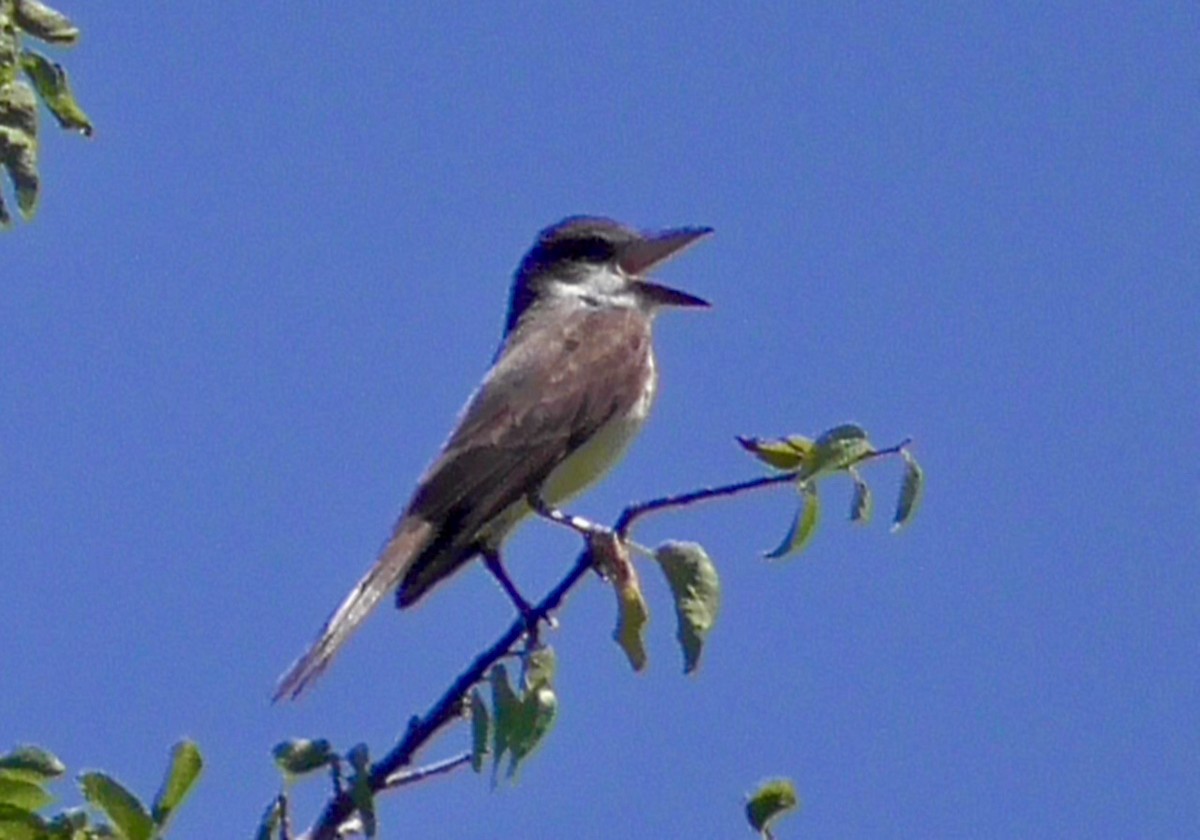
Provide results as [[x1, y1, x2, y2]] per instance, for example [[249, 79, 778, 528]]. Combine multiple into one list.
[[273, 305, 651, 700], [396, 304, 653, 604]]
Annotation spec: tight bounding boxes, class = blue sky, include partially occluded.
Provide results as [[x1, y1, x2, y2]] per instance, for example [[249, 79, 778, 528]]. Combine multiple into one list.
[[3, 3, 1197, 837]]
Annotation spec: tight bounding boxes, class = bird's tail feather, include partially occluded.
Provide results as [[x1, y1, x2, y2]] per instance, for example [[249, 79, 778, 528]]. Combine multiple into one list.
[[272, 518, 432, 701]]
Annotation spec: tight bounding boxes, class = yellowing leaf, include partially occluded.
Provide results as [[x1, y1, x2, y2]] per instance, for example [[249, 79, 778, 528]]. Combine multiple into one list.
[[655, 541, 721, 674], [737, 435, 814, 471], [614, 572, 650, 672], [764, 483, 820, 559]]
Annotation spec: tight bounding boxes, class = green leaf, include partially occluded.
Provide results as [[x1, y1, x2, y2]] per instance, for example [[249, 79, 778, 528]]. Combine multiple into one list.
[[0, 803, 47, 840], [0, 80, 40, 139], [468, 689, 491, 774], [848, 467, 872, 524], [78, 773, 153, 840], [489, 664, 521, 777], [14, 0, 80, 45], [737, 435, 814, 471], [802, 423, 875, 478], [150, 740, 202, 829], [764, 483, 820, 559], [655, 541, 721, 674], [44, 807, 89, 838], [892, 449, 924, 531], [0, 746, 66, 781], [506, 685, 558, 780], [271, 739, 334, 778], [346, 744, 375, 838], [613, 570, 650, 672], [20, 49, 92, 136], [1, 124, 40, 218], [0, 774, 52, 810], [745, 778, 800, 837], [522, 645, 556, 690]]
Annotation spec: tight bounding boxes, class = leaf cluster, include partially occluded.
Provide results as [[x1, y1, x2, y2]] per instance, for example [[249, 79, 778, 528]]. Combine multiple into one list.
[[0, 0, 91, 227], [737, 423, 924, 558], [0, 742, 203, 840], [271, 422, 922, 837]]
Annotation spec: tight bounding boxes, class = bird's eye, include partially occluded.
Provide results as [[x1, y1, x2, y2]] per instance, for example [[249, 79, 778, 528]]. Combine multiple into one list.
[[559, 236, 615, 264]]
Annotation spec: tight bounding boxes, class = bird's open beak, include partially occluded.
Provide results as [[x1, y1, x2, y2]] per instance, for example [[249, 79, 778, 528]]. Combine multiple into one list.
[[619, 226, 713, 308]]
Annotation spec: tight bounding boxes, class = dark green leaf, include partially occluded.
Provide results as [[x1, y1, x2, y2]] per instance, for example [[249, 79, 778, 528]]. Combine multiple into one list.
[[764, 483, 820, 559], [848, 467, 872, 524], [655, 541, 721, 674], [346, 744, 375, 838], [745, 778, 800, 837], [1, 124, 40, 218], [14, 0, 80, 45], [0, 746, 66, 781], [468, 689, 490, 774], [151, 740, 202, 829], [271, 739, 334, 778], [0, 773, 52, 810], [44, 807, 89, 838], [0, 803, 46, 840], [892, 449, 924, 531], [78, 773, 153, 840], [0, 80, 40, 139], [489, 664, 521, 777], [20, 49, 92, 136]]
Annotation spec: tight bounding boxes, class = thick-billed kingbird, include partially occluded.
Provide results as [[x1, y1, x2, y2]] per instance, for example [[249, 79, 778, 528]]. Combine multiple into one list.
[[274, 216, 711, 700]]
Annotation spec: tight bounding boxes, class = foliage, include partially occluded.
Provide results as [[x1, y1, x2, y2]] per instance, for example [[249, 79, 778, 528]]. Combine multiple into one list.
[[0, 0, 91, 227], [268, 423, 920, 837], [0, 741, 203, 839], [738, 423, 924, 558], [745, 777, 800, 839]]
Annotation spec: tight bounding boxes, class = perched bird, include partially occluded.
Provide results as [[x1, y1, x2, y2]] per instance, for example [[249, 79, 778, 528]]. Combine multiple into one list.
[[274, 216, 711, 700]]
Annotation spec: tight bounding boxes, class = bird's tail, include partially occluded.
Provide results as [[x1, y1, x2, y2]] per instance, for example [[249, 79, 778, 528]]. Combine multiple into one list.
[[272, 518, 433, 701]]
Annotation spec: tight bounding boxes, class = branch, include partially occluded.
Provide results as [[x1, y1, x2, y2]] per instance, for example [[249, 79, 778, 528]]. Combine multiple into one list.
[[301, 468, 816, 838]]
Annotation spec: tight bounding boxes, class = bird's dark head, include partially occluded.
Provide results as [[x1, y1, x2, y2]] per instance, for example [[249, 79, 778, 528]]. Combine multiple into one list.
[[503, 216, 712, 336]]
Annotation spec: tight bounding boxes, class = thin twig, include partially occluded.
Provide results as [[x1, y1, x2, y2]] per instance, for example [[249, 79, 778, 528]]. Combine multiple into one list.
[[615, 472, 799, 536], [301, 447, 921, 838], [306, 550, 594, 840], [382, 752, 473, 789]]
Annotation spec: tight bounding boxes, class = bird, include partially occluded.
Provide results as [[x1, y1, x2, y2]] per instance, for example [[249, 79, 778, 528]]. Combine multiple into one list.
[[273, 216, 712, 700]]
